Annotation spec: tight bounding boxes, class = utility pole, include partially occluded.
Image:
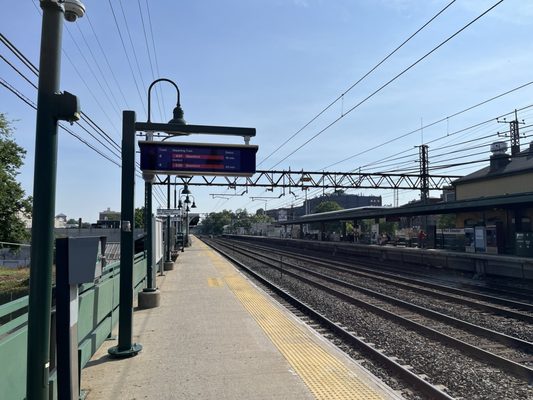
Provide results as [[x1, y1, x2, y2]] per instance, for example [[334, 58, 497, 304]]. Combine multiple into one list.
[[498, 109, 525, 156], [418, 144, 429, 203], [27, 2, 84, 399]]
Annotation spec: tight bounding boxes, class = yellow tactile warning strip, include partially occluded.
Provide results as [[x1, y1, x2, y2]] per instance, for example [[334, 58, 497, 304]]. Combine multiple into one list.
[[205, 247, 384, 400], [207, 277, 224, 287]]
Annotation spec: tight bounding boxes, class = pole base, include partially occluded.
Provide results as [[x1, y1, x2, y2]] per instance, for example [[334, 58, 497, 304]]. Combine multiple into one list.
[[164, 261, 174, 271], [138, 289, 161, 309], [108, 343, 143, 358]]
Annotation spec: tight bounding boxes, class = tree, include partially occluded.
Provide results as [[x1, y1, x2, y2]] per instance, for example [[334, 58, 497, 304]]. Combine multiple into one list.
[[438, 214, 456, 229], [67, 218, 78, 225], [0, 114, 32, 246], [312, 201, 342, 214], [198, 210, 230, 235], [311, 201, 343, 233], [134, 207, 145, 229]]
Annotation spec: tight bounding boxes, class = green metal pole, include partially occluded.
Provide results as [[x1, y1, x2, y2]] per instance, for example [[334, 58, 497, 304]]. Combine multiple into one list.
[[166, 176, 171, 261], [144, 181, 155, 289], [108, 111, 142, 358], [26, 2, 63, 398], [185, 210, 190, 246]]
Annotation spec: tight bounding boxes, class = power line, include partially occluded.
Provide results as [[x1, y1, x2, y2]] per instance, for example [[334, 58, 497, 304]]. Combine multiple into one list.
[[73, 22, 123, 111], [325, 82, 533, 172], [117, 0, 149, 109], [0, 54, 37, 88], [1, 38, 123, 154], [271, 0, 505, 169], [1, 77, 121, 167], [85, 13, 130, 108], [137, 0, 164, 122], [257, 0, 458, 168], [107, 0, 147, 116], [145, 0, 167, 113]]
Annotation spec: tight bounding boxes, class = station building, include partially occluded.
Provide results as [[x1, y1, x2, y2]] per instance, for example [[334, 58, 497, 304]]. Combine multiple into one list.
[[277, 141, 533, 257], [452, 141, 533, 254]]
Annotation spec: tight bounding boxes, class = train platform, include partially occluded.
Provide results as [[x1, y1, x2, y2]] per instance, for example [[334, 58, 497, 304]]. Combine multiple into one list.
[[81, 236, 402, 400]]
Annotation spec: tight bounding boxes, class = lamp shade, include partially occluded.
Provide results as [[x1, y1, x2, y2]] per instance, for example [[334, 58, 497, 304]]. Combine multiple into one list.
[[168, 105, 186, 125]]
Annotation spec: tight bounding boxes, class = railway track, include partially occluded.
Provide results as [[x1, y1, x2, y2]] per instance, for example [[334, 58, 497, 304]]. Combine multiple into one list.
[[204, 237, 533, 400], [222, 239, 533, 333], [204, 238, 454, 400], [241, 238, 533, 303]]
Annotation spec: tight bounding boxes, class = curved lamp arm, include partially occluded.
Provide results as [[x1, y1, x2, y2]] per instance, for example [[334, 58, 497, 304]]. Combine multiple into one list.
[[147, 78, 181, 123]]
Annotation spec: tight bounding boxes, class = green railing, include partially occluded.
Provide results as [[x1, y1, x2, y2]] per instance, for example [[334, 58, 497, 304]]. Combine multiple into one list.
[[0, 252, 147, 400]]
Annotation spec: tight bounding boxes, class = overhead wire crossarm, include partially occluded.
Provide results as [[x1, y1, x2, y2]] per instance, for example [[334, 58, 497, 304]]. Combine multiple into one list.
[[155, 170, 461, 190]]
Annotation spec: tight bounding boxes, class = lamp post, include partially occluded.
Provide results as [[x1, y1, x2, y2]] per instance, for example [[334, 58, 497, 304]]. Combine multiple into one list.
[[109, 79, 184, 356], [112, 77, 255, 358], [175, 185, 190, 250], [177, 188, 194, 248], [163, 174, 174, 271], [27, 1, 84, 399]]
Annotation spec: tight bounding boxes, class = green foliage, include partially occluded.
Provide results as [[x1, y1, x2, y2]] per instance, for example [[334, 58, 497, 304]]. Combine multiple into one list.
[[312, 201, 343, 214], [311, 201, 343, 232], [199, 210, 233, 235], [199, 208, 273, 235], [438, 213, 456, 229], [379, 220, 397, 234], [0, 114, 31, 245], [135, 207, 145, 229], [67, 218, 78, 225]]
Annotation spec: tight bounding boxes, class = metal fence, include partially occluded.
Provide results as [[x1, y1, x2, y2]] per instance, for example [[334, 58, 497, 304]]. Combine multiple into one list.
[[0, 252, 147, 400]]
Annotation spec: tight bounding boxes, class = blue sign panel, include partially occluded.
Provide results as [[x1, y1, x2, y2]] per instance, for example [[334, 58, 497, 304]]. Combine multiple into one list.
[[139, 141, 258, 176]]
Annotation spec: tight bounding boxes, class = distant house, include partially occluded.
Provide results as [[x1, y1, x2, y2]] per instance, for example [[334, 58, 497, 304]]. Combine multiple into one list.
[[452, 141, 533, 253], [54, 213, 67, 228], [454, 141, 533, 201], [96, 207, 121, 229], [267, 193, 382, 222]]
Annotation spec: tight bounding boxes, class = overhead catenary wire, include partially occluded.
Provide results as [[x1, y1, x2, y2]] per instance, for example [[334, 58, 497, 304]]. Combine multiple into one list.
[[107, 0, 147, 117], [117, 0, 149, 112], [0, 38, 122, 153], [73, 22, 123, 112], [137, 0, 164, 122], [2, 26, 168, 207], [85, 13, 130, 108], [270, 0, 505, 170], [1, 77, 121, 168], [257, 0, 458, 168], [145, 0, 167, 113], [266, 108, 528, 211]]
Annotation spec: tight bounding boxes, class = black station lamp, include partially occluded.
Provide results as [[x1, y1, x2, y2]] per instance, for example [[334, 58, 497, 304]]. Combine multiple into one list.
[[147, 78, 186, 126], [169, 102, 186, 125]]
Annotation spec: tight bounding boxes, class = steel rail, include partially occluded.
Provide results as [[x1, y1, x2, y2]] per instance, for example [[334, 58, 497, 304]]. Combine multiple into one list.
[[213, 238, 533, 383], [228, 239, 533, 317], [203, 238, 455, 400]]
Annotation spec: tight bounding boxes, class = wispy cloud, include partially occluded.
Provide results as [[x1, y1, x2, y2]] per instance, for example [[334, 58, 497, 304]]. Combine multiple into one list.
[[293, 0, 310, 7]]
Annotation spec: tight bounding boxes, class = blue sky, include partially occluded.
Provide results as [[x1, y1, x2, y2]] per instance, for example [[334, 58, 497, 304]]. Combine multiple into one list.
[[2, 0, 533, 222]]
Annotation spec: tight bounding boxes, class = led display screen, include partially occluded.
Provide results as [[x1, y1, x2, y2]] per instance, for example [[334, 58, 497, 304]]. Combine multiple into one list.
[[139, 141, 258, 176]]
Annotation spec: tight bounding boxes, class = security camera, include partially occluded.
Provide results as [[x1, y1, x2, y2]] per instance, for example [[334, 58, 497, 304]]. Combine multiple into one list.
[[63, 0, 86, 22]]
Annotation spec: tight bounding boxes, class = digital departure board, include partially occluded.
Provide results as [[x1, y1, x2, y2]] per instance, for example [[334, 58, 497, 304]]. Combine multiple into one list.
[[139, 141, 258, 176]]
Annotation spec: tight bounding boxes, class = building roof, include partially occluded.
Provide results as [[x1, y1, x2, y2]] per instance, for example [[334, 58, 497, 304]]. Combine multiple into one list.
[[281, 191, 533, 225], [454, 147, 533, 185]]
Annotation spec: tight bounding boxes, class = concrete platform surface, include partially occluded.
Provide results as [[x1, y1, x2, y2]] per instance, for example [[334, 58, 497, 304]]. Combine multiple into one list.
[[81, 236, 402, 400]]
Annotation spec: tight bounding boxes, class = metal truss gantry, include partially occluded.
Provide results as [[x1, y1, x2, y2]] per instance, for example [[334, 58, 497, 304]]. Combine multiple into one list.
[[154, 170, 461, 191]]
